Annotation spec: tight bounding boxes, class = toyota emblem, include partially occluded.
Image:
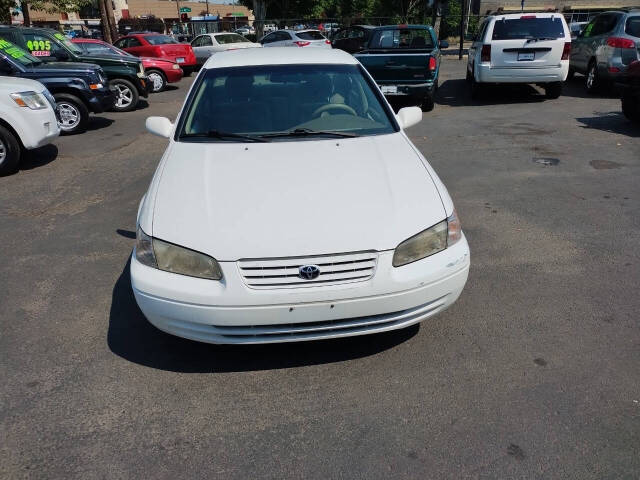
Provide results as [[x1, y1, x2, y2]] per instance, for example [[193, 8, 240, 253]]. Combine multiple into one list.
[[299, 264, 320, 280]]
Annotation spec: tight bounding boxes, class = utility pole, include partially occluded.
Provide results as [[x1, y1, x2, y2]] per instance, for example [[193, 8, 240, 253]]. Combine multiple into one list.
[[98, 0, 112, 43], [205, 0, 209, 15]]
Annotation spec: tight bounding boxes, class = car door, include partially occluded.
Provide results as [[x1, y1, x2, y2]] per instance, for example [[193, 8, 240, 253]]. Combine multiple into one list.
[[579, 15, 614, 70], [260, 32, 278, 47], [571, 18, 595, 72], [468, 19, 488, 76], [278, 31, 294, 47], [124, 37, 146, 57]]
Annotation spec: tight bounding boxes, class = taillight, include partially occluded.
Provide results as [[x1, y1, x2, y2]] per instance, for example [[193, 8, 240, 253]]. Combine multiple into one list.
[[520, 15, 537, 19], [294, 41, 310, 47], [325, 39, 331, 44], [481, 44, 491, 63], [561, 42, 571, 60], [428, 56, 437, 71], [607, 37, 635, 49]]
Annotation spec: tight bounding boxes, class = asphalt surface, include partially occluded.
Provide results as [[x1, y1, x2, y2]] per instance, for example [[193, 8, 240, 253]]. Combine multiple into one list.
[[1, 58, 639, 479]]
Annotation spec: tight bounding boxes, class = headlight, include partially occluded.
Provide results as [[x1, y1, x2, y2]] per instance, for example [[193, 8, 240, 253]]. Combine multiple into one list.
[[137, 62, 145, 77], [392, 210, 463, 267], [135, 226, 222, 280], [10, 91, 49, 110], [172, 63, 180, 70]]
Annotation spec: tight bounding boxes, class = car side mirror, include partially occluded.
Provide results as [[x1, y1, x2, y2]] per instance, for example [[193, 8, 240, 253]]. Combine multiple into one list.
[[396, 106, 422, 129], [146, 116, 173, 138], [439, 40, 449, 48]]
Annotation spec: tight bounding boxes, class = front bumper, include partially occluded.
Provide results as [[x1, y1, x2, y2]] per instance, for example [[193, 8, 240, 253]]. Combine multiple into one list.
[[136, 76, 150, 97], [165, 67, 184, 83], [16, 106, 60, 149], [131, 235, 470, 344], [87, 88, 116, 113]]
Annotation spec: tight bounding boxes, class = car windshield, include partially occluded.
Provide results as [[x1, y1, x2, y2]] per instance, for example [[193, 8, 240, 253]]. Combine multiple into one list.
[[297, 31, 325, 40], [178, 64, 397, 141], [215, 33, 250, 44], [492, 17, 565, 40], [144, 35, 179, 45], [626, 17, 640, 38], [0, 38, 41, 66], [52, 32, 84, 54]]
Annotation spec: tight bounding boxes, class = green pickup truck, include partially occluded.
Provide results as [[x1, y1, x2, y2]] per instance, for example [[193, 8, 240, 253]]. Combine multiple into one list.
[[355, 25, 447, 111], [0, 26, 149, 112]]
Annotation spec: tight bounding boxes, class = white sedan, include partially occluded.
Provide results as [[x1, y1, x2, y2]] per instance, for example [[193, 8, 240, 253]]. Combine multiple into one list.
[[190, 32, 261, 66], [260, 29, 331, 48], [133, 48, 470, 344]]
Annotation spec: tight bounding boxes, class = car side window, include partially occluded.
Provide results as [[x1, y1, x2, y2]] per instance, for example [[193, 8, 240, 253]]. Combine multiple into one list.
[[588, 15, 614, 36], [23, 33, 63, 57], [279, 32, 292, 41], [333, 29, 347, 41], [262, 33, 276, 44], [202, 35, 213, 46], [192, 36, 202, 47], [128, 37, 142, 47], [114, 38, 127, 48]]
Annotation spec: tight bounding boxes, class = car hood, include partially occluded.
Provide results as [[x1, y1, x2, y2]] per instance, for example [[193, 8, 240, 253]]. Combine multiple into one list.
[[29, 61, 101, 75], [151, 133, 446, 260], [77, 53, 140, 68]]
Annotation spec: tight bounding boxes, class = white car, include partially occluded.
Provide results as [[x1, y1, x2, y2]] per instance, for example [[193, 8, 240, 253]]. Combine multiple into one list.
[[467, 12, 571, 99], [132, 48, 470, 344], [261, 29, 331, 48], [191, 32, 261, 66], [0, 76, 59, 176]]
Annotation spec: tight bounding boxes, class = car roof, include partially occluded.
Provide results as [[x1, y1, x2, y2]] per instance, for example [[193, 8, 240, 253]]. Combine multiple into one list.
[[280, 29, 322, 34], [203, 47, 357, 69], [488, 12, 566, 20], [372, 24, 432, 30]]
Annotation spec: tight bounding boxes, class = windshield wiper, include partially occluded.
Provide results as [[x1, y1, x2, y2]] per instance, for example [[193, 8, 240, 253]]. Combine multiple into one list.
[[180, 130, 270, 142], [260, 128, 358, 139], [525, 36, 556, 43]]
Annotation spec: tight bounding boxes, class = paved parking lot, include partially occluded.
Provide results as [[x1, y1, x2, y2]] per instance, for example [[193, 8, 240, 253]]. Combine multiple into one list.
[[1, 57, 639, 478]]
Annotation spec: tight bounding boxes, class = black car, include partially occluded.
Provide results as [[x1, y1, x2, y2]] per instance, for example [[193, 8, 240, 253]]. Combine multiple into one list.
[[0, 25, 149, 112], [617, 59, 640, 122], [331, 25, 375, 54], [0, 39, 115, 134]]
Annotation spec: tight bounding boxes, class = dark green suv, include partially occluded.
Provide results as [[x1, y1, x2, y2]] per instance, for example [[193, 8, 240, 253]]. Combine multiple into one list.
[[0, 26, 150, 112]]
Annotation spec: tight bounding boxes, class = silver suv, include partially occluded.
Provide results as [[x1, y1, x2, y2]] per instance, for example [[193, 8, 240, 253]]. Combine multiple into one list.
[[570, 8, 640, 92]]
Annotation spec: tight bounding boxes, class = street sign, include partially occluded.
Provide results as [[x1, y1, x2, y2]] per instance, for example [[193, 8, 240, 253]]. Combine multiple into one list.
[[179, 7, 191, 13]]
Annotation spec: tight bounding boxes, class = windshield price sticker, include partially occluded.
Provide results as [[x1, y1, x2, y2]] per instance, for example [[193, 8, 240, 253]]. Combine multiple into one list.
[[0, 39, 27, 60], [26, 40, 51, 56]]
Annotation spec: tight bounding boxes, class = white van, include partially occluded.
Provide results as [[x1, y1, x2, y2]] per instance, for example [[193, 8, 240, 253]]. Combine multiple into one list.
[[0, 76, 59, 175], [467, 13, 571, 99]]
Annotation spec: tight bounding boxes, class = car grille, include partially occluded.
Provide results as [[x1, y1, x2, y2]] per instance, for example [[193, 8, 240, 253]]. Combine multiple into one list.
[[238, 251, 378, 288]]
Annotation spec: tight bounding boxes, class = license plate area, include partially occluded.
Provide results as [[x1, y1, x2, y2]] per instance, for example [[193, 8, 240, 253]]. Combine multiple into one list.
[[380, 85, 398, 94], [176, 57, 185, 63], [518, 52, 535, 61]]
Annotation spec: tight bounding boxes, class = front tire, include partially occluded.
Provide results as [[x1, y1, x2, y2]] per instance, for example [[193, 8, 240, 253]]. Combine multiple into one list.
[[544, 82, 563, 99], [621, 94, 640, 123], [586, 60, 601, 94], [147, 69, 167, 93], [470, 71, 483, 99], [110, 78, 139, 112], [0, 125, 21, 176], [54, 93, 89, 135]]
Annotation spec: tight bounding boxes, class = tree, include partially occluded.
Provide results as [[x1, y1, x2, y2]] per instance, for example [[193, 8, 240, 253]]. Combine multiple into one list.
[[0, 0, 16, 24], [27, 0, 92, 15]]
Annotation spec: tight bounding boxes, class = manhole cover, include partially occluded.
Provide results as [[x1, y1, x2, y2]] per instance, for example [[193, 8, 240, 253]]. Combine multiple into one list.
[[590, 160, 622, 170], [533, 157, 559, 166]]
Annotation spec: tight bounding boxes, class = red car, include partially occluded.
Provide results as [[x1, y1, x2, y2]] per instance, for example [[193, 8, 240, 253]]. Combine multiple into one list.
[[113, 33, 197, 77], [72, 38, 184, 92]]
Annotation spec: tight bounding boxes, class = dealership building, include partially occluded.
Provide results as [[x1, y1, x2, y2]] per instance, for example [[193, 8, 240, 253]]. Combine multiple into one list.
[[478, 0, 639, 20], [11, 0, 252, 33]]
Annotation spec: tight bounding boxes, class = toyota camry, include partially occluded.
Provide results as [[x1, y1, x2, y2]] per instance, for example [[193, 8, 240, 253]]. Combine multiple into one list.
[[132, 47, 470, 344]]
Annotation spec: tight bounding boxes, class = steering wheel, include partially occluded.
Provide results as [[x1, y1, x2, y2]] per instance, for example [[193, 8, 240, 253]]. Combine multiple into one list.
[[312, 103, 358, 118]]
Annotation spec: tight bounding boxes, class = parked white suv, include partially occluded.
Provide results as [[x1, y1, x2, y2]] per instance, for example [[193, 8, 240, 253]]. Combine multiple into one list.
[[0, 76, 59, 175], [467, 13, 571, 99]]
